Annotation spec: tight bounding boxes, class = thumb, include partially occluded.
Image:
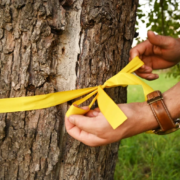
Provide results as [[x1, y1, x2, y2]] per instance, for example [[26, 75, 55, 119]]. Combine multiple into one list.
[[68, 114, 97, 134], [148, 31, 172, 48]]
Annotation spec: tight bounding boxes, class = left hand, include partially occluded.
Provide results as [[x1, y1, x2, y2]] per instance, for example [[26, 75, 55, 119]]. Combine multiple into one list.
[[129, 31, 180, 80], [65, 102, 159, 147]]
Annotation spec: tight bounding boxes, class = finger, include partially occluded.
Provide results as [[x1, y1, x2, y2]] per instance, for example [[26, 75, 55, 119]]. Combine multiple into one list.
[[129, 49, 139, 60], [136, 65, 152, 73], [135, 72, 159, 80], [86, 110, 99, 117], [65, 118, 106, 146], [148, 31, 173, 48], [80, 131, 107, 146], [94, 107, 100, 112], [86, 107, 100, 117], [68, 114, 99, 135], [147, 55, 176, 69], [129, 40, 150, 60], [129, 48, 141, 60], [65, 116, 75, 130]]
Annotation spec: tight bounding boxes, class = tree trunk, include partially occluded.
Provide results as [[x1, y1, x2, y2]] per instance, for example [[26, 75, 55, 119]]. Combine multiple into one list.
[[0, 0, 138, 179]]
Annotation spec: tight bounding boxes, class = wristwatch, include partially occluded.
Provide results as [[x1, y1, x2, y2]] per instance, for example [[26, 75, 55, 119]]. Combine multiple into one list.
[[147, 90, 180, 135]]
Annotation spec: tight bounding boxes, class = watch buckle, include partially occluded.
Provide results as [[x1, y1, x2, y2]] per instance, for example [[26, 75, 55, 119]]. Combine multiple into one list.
[[153, 118, 180, 135], [147, 93, 163, 104]]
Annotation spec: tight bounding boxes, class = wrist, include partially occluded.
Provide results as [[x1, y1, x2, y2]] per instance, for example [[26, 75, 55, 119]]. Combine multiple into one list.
[[141, 101, 160, 130], [117, 82, 180, 139], [163, 82, 180, 120], [118, 101, 159, 139]]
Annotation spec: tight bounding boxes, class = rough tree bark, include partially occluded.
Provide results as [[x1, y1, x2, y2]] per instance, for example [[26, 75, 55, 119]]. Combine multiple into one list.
[[0, 0, 138, 179]]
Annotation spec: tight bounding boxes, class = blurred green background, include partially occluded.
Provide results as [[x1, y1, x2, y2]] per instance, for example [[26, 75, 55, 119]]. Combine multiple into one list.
[[114, 72, 180, 180]]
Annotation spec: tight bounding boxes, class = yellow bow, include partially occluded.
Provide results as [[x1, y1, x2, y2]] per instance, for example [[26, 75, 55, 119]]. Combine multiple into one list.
[[0, 57, 153, 129]]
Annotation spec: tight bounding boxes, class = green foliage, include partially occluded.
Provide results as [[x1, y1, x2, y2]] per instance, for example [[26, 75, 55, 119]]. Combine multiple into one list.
[[166, 63, 180, 80], [137, 0, 180, 38], [136, 0, 180, 79]]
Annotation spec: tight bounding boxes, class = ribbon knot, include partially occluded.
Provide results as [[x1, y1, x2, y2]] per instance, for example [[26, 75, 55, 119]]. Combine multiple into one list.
[[0, 57, 154, 129], [66, 57, 154, 129]]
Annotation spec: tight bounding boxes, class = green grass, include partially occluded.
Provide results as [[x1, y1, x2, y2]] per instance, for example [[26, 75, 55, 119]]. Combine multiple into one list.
[[114, 73, 180, 180], [127, 73, 179, 103]]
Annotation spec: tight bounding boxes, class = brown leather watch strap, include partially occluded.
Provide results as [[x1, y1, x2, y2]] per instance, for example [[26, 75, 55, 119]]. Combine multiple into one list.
[[147, 90, 176, 131]]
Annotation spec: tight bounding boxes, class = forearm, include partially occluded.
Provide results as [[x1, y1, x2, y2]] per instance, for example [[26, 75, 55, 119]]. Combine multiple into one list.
[[119, 82, 180, 139], [118, 101, 159, 139], [65, 82, 180, 146], [163, 82, 180, 119]]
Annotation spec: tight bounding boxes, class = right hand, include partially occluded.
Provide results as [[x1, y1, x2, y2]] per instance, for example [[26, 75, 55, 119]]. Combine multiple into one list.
[[129, 31, 180, 80], [65, 103, 159, 146]]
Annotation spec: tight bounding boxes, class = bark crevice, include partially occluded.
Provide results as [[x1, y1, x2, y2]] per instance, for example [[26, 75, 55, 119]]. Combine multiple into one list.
[[0, 0, 138, 179]]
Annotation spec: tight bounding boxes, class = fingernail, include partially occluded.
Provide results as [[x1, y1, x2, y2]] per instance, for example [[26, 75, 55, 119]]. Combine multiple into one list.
[[93, 111, 99, 116], [155, 74, 159, 79], [147, 75, 153, 79], [69, 116, 74, 123], [144, 67, 151, 72]]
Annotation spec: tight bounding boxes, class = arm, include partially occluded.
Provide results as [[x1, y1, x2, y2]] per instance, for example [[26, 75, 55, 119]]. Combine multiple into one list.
[[65, 31, 180, 146], [65, 82, 180, 147]]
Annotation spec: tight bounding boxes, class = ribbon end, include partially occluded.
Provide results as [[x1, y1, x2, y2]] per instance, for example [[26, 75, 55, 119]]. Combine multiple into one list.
[[111, 116, 127, 129], [66, 105, 89, 117]]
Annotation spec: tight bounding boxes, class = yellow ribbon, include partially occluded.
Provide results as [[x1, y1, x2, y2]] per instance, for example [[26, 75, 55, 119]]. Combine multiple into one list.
[[0, 57, 154, 129]]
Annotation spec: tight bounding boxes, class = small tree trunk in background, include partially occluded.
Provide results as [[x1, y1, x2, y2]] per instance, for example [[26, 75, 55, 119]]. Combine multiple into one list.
[[0, 0, 138, 179]]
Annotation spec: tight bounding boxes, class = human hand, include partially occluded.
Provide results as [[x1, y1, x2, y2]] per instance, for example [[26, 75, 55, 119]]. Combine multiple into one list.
[[65, 103, 159, 147], [65, 82, 180, 146], [129, 31, 180, 80]]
